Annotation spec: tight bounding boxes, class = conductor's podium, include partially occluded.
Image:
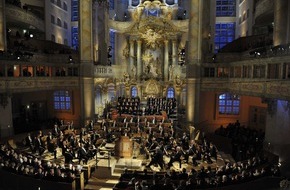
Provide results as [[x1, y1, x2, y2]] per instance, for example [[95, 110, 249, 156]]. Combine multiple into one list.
[[115, 136, 133, 158]]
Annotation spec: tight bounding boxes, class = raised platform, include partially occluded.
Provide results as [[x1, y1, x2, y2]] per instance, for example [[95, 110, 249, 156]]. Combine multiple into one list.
[[93, 157, 117, 179]]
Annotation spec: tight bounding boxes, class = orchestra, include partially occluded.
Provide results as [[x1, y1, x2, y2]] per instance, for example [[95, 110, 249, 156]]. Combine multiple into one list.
[[19, 96, 218, 175]]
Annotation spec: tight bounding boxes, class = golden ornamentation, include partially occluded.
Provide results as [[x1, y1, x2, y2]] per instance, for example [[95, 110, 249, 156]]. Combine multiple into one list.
[[140, 27, 163, 49], [144, 79, 160, 96]]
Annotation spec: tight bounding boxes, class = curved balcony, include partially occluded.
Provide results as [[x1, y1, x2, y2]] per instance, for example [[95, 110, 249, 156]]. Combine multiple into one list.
[[202, 55, 290, 100], [5, 4, 45, 32], [254, 0, 274, 25], [0, 77, 79, 93], [0, 61, 80, 93]]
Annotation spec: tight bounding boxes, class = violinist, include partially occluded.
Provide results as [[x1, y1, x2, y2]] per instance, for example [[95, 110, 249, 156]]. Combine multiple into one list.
[[167, 146, 184, 169]]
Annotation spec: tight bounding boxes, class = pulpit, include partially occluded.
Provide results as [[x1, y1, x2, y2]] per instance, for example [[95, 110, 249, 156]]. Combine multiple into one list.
[[115, 136, 133, 158]]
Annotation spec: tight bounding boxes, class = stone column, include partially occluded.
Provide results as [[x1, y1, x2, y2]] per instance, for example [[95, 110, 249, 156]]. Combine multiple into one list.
[[273, 0, 289, 46], [251, 65, 254, 78], [280, 63, 284, 79], [265, 64, 268, 79], [137, 40, 142, 81], [172, 40, 178, 66], [95, 3, 108, 65], [79, 0, 95, 126], [0, 1, 6, 51], [186, 0, 202, 126], [164, 40, 169, 81], [129, 39, 135, 77]]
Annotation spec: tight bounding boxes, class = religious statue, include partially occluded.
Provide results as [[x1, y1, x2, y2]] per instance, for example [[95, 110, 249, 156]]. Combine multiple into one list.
[[175, 75, 183, 86], [131, 65, 137, 80], [169, 64, 174, 81], [123, 72, 130, 84], [123, 43, 129, 58]]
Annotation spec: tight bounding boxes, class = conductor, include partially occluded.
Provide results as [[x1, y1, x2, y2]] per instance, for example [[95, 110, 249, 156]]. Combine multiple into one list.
[[146, 146, 164, 170]]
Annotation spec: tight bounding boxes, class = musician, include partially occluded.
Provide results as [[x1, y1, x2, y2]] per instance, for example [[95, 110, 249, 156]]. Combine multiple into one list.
[[181, 132, 190, 150], [184, 141, 198, 166], [112, 120, 116, 128], [25, 133, 34, 152], [80, 128, 87, 140], [209, 142, 217, 160], [64, 147, 74, 164], [146, 146, 164, 170], [136, 116, 140, 123], [167, 146, 184, 169], [90, 130, 100, 144], [46, 132, 57, 159], [78, 144, 88, 164], [87, 120, 94, 131], [86, 141, 97, 160], [35, 134, 45, 156], [52, 124, 60, 137], [100, 119, 106, 129], [152, 117, 156, 124], [106, 129, 114, 143]]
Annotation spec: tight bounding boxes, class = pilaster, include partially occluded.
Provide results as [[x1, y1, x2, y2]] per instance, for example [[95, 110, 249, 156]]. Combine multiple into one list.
[[164, 40, 169, 82], [79, 0, 95, 125], [137, 40, 142, 82]]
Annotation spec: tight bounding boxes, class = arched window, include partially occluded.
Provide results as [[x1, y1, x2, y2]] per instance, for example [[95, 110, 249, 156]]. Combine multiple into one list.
[[109, 0, 114, 10], [51, 15, 55, 24], [57, 0, 61, 7], [107, 83, 115, 102], [167, 87, 175, 98], [165, 0, 175, 5], [132, 0, 140, 6], [63, 2, 67, 11], [109, 29, 115, 65], [218, 93, 240, 115], [57, 18, 62, 27], [63, 21, 68, 29], [131, 86, 138, 98], [53, 90, 71, 110]]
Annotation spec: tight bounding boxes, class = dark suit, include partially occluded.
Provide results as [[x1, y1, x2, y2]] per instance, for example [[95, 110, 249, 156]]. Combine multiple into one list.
[[147, 149, 164, 169], [78, 147, 88, 164], [35, 137, 45, 155], [168, 150, 183, 168], [25, 135, 34, 151], [52, 126, 60, 137]]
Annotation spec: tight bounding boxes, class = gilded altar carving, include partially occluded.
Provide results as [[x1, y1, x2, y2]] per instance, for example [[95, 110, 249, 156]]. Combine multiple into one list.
[[144, 79, 160, 97], [140, 27, 163, 49]]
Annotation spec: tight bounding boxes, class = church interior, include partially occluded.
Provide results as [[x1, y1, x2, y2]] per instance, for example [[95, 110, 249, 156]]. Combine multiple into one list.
[[0, 0, 290, 189]]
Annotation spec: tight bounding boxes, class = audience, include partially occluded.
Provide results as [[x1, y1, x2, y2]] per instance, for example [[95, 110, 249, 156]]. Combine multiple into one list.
[[215, 121, 265, 161], [0, 143, 77, 183]]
